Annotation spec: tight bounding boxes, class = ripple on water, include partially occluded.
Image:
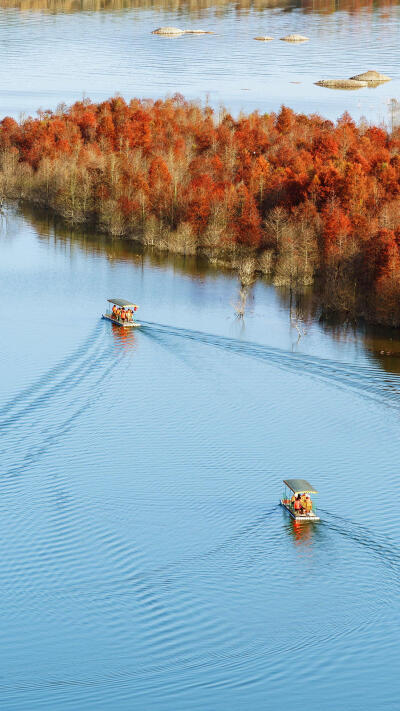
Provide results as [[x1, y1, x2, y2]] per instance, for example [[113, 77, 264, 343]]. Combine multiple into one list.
[[1, 223, 400, 709], [0, 4, 398, 122]]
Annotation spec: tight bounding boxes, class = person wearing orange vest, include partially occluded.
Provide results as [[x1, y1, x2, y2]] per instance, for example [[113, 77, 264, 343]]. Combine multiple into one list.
[[293, 495, 301, 513], [305, 496, 312, 514]]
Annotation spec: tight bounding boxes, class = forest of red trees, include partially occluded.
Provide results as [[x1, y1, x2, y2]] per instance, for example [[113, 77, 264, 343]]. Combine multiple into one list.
[[0, 95, 399, 325]]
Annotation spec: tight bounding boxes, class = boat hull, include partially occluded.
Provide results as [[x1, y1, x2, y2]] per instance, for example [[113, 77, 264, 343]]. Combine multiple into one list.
[[280, 500, 320, 522], [102, 314, 141, 328]]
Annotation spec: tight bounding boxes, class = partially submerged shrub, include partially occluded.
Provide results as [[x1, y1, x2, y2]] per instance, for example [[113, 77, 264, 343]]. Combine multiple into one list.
[[1, 96, 400, 324]]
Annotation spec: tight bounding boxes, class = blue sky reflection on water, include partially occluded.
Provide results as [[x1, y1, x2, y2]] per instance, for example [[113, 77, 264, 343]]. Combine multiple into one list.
[[0, 207, 400, 709], [0, 1, 400, 707], [0, 1, 398, 122]]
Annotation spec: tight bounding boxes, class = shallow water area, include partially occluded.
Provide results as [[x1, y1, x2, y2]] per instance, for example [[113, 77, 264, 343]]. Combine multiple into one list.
[[1, 206, 400, 709], [0, 0, 398, 122]]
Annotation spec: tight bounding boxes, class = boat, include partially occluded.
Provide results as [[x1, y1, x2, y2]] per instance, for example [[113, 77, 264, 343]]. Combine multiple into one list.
[[280, 479, 320, 522], [102, 298, 141, 328]]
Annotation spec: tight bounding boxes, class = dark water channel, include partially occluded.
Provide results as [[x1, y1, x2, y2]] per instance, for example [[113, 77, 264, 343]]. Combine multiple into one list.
[[1, 205, 400, 709]]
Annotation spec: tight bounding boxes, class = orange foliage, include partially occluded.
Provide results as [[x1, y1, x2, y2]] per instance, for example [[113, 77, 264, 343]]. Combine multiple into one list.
[[1, 95, 400, 323]]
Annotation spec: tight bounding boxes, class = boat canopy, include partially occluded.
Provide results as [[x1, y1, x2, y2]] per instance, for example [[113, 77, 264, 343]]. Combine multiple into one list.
[[283, 479, 318, 494], [107, 298, 138, 308]]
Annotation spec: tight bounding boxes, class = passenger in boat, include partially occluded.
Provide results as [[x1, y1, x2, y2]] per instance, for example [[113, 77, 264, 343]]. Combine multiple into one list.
[[112, 305, 118, 319], [127, 309, 133, 322], [293, 495, 302, 513], [304, 496, 312, 514], [121, 308, 126, 322]]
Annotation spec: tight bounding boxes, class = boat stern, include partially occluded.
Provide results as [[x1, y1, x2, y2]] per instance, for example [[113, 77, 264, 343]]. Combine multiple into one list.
[[280, 499, 320, 522]]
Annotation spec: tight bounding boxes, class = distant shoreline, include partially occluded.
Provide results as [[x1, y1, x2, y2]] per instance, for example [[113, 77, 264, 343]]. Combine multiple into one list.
[[1, 95, 400, 327]]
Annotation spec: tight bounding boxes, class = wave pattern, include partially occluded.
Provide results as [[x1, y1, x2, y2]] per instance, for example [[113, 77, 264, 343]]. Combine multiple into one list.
[[0, 1, 398, 126], [0, 323, 128, 480], [1, 313, 400, 710], [141, 321, 400, 411]]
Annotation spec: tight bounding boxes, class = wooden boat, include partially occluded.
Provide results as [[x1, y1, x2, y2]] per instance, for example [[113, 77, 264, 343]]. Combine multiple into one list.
[[102, 298, 141, 328], [280, 479, 320, 522]]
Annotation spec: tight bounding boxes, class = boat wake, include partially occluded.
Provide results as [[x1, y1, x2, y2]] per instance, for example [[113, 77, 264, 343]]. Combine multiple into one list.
[[1, 316, 398, 710], [0, 325, 101, 424], [140, 321, 400, 411], [0, 322, 129, 480], [320, 510, 400, 578]]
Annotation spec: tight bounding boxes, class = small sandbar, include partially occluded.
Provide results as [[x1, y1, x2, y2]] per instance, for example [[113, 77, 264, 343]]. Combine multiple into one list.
[[152, 27, 185, 35], [254, 36, 274, 41], [280, 34, 309, 42], [315, 79, 368, 89], [350, 70, 391, 83], [152, 27, 214, 35]]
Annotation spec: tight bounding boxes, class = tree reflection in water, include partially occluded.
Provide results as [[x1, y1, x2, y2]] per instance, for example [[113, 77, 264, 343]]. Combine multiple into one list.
[[0, 0, 396, 14], [18, 203, 400, 376]]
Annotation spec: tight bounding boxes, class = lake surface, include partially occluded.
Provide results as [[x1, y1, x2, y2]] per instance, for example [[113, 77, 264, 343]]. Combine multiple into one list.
[[1, 1, 400, 708], [0, 0, 399, 123], [1, 204, 400, 709]]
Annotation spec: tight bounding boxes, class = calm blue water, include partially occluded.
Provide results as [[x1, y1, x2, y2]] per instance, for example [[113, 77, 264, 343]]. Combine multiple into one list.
[[0, 0, 400, 706], [0, 0, 398, 123], [1, 205, 400, 709]]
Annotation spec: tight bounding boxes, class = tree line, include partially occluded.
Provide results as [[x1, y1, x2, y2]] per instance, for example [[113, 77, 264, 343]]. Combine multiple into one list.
[[0, 95, 400, 325]]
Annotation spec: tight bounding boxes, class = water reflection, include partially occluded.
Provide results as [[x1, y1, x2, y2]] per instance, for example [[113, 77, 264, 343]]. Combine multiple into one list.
[[0, 0, 397, 13], [21, 204, 223, 281], [0, 0, 398, 129], [286, 518, 318, 547], [16, 204, 400, 375], [110, 321, 138, 349], [2, 203, 400, 710], [317, 319, 400, 374], [276, 287, 400, 374]]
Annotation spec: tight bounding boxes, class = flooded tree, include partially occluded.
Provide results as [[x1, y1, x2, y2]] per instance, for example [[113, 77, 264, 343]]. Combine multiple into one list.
[[235, 257, 256, 319], [1, 96, 400, 325]]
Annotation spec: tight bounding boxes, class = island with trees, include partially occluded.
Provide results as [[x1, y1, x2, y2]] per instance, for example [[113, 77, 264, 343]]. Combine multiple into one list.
[[1, 95, 399, 325]]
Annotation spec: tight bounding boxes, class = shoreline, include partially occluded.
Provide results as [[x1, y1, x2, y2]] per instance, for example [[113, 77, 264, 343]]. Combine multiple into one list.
[[1, 95, 400, 327], [13, 198, 398, 335]]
